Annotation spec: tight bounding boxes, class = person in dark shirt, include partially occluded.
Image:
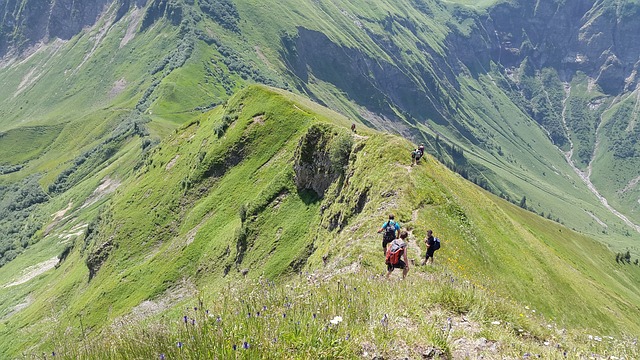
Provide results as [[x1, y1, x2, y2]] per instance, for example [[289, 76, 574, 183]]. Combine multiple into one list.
[[377, 214, 401, 256], [422, 229, 437, 265]]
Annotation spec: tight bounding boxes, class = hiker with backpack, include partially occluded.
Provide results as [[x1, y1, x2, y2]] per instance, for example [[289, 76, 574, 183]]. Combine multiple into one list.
[[421, 229, 440, 265], [386, 230, 410, 279], [411, 144, 425, 166], [377, 214, 401, 256]]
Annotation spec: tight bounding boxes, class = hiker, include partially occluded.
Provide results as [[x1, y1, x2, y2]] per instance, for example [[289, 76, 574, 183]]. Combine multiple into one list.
[[386, 230, 409, 279], [421, 229, 440, 265], [351, 123, 356, 133], [411, 144, 424, 165], [377, 214, 401, 255]]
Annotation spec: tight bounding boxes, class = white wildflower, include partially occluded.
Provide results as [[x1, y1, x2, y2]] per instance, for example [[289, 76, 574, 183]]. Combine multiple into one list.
[[330, 316, 343, 325], [491, 321, 501, 325]]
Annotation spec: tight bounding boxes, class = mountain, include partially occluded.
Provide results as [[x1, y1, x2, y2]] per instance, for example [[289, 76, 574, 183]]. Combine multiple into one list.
[[0, 0, 640, 357], [1, 85, 640, 358]]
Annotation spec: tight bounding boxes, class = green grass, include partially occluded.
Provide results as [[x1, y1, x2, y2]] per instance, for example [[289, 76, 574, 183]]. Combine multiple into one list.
[[49, 271, 640, 359], [1, 1, 640, 357], [1, 85, 640, 358]]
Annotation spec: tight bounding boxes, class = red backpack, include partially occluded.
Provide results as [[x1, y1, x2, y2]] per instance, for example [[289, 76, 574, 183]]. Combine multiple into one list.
[[385, 243, 404, 265]]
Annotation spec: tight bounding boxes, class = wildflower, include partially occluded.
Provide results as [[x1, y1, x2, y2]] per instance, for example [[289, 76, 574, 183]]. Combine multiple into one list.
[[216, 316, 222, 322], [243, 341, 250, 349], [183, 315, 188, 323], [256, 311, 260, 317], [345, 333, 351, 340], [52, 352, 56, 357], [313, 313, 317, 319], [491, 321, 501, 325], [330, 316, 343, 325], [191, 318, 196, 325], [194, 307, 198, 311], [381, 314, 389, 327], [177, 341, 183, 349], [205, 309, 209, 315], [272, 337, 278, 343], [283, 313, 286, 318], [248, 312, 252, 318], [160, 354, 165, 360], [232, 344, 237, 351], [263, 306, 267, 311]]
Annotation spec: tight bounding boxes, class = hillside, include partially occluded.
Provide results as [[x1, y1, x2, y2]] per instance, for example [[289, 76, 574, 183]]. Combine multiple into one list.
[[1, 86, 639, 358], [1, 0, 639, 265], [0, 0, 640, 357]]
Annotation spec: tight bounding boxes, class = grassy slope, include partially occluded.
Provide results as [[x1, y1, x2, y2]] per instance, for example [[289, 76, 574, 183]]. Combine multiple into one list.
[[0, 0, 637, 356], [1, 86, 639, 358]]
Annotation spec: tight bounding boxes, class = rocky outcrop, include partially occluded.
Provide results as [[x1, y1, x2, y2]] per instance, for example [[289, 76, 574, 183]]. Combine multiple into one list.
[[473, 0, 640, 94], [0, 0, 144, 57], [293, 124, 342, 198]]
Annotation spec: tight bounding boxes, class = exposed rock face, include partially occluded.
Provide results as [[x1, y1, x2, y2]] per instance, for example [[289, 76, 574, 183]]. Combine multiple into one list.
[[293, 124, 340, 198], [475, 0, 640, 93], [0, 0, 142, 57]]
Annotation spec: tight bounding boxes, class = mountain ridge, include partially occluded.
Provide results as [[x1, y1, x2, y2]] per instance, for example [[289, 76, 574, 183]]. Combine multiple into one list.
[[1, 85, 639, 357]]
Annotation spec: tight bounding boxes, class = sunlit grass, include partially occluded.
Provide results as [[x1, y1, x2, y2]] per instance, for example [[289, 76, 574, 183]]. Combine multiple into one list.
[[51, 269, 639, 359]]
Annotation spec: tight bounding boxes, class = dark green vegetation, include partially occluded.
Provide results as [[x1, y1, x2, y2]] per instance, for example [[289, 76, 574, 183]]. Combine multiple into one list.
[[0, 0, 639, 357]]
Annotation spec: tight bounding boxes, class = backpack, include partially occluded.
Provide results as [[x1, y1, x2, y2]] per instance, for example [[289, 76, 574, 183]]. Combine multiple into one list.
[[431, 237, 441, 251], [383, 221, 396, 242], [385, 242, 404, 265]]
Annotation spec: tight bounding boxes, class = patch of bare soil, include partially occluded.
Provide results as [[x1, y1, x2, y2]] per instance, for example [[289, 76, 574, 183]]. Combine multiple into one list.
[[108, 78, 127, 98], [3, 257, 59, 288], [111, 278, 198, 328], [119, 7, 143, 48], [254, 46, 273, 68], [81, 176, 121, 209], [44, 201, 74, 235], [3, 295, 33, 320], [165, 155, 180, 171], [252, 115, 265, 124]]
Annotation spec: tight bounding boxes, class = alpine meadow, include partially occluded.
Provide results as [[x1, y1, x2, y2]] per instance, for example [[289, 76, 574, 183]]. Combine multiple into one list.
[[0, 0, 639, 359]]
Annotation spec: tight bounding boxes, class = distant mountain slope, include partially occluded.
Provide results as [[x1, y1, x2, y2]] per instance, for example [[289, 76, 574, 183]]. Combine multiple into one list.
[[0, 86, 639, 357], [1, 0, 638, 250]]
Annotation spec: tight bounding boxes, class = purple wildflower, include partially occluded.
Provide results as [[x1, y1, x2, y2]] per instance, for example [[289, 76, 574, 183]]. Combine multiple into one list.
[[232, 344, 237, 351], [272, 337, 278, 343], [256, 311, 260, 317], [381, 314, 389, 327], [52, 352, 56, 357], [243, 341, 250, 349], [177, 341, 183, 349], [194, 307, 198, 311], [248, 312, 252, 318], [191, 318, 196, 325], [283, 313, 286, 318], [263, 306, 267, 311], [183, 315, 188, 323], [216, 316, 222, 322], [313, 313, 317, 319], [345, 333, 351, 340], [205, 309, 209, 315], [160, 354, 165, 360]]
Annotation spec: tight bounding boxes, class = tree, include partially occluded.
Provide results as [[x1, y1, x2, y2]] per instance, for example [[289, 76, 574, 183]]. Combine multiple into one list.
[[519, 196, 527, 209]]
